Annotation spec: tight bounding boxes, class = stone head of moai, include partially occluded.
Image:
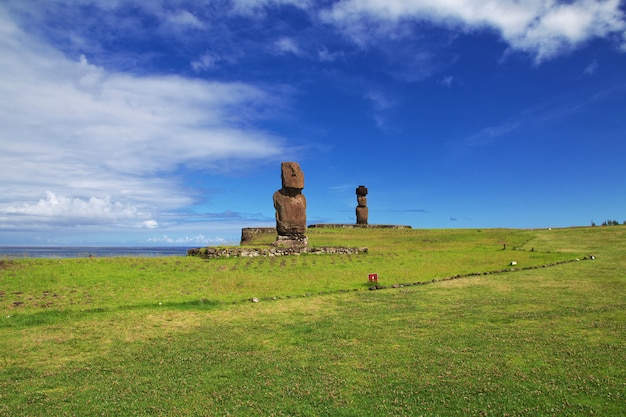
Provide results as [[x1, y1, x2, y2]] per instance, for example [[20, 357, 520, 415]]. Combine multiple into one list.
[[356, 185, 368, 207], [281, 161, 305, 190], [356, 185, 368, 225], [273, 162, 307, 243]]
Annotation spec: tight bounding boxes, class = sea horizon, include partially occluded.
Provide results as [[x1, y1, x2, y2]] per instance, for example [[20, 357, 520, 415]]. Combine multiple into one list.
[[0, 245, 197, 259]]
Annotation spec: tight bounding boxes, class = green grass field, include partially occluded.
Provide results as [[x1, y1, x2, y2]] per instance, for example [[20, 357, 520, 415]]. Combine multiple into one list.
[[1, 227, 624, 416]]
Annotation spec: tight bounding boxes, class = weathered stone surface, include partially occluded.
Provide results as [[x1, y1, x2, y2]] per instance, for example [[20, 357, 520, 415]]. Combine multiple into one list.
[[274, 234, 308, 248], [240, 227, 277, 245], [273, 162, 307, 240], [281, 162, 305, 189], [187, 245, 368, 259], [356, 205, 368, 225], [355, 185, 368, 225], [273, 189, 307, 236]]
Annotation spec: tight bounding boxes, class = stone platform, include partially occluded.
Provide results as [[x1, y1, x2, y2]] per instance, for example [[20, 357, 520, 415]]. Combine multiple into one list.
[[240, 227, 277, 245], [307, 224, 412, 229], [187, 245, 367, 259], [238, 224, 412, 247]]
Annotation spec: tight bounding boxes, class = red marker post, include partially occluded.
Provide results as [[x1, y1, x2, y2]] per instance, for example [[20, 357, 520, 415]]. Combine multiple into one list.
[[368, 273, 378, 283]]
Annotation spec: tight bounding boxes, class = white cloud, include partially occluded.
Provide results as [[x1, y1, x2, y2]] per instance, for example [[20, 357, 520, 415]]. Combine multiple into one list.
[[1, 192, 154, 228], [318, 46, 345, 62], [0, 9, 289, 236], [143, 220, 159, 229], [322, 0, 626, 62], [191, 54, 216, 71], [147, 234, 226, 245], [228, 0, 312, 15], [364, 90, 399, 130], [273, 37, 302, 55], [465, 121, 521, 146], [584, 59, 599, 75], [191, 52, 225, 71], [365, 90, 396, 111], [165, 9, 205, 30], [439, 75, 455, 88], [5, 0, 623, 66]]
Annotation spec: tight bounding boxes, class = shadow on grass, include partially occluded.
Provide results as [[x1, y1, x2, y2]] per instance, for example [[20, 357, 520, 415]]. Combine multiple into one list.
[[2, 299, 222, 329]]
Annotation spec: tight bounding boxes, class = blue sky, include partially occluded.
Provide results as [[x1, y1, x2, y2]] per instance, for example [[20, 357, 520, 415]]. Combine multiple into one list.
[[1, 0, 625, 246]]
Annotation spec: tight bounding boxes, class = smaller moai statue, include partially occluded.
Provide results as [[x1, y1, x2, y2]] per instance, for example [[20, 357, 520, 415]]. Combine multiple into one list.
[[356, 185, 368, 225]]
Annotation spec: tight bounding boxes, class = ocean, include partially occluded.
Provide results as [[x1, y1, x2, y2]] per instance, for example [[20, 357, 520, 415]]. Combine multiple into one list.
[[0, 246, 191, 259]]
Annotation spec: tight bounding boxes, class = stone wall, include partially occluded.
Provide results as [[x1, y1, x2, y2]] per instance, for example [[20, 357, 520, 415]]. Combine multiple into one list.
[[187, 245, 368, 259], [240, 227, 277, 245], [308, 224, 412, 229]]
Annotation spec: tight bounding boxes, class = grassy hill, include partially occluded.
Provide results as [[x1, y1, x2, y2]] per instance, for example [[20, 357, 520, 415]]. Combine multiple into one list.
[[1, 226, 624, 416]]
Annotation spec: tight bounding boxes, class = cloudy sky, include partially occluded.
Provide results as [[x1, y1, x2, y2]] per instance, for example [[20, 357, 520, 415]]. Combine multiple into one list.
[[1, 0, 625, 246]]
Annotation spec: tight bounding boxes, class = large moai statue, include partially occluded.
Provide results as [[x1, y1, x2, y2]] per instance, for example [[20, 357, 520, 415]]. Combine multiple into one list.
[[356, 185, 368, 225], [273, 162, 307, 247]]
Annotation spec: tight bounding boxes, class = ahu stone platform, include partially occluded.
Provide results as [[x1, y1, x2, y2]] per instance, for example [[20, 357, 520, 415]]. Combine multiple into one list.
[[307, 224, 412, 229], [240, 227, 277, 245], [187, 245, 368, 259]]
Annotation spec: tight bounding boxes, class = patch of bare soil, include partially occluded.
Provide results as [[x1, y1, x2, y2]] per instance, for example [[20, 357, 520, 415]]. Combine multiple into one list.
[[0, 260, 18, 270]]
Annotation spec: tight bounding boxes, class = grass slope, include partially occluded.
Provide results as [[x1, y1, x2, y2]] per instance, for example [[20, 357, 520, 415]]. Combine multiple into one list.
[[0, 227, 624, 416]]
